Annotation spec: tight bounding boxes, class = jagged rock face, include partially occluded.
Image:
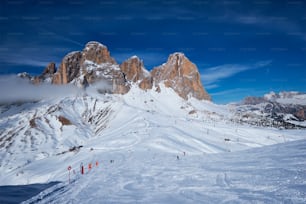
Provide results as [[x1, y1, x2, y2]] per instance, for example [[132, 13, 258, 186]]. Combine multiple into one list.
[[43, 62, 56, 75], [120, 56, 148, 83], [151, 53, 211, 100], [139, 76, 153, 90], [37, 41, 211, 100], [51, 42, 129, 93], [52, 51, 82, 84], [120, 56, 153, 91], [82, 41, 116, 64], [112, 71, 130, 94], [30, 62, 57, 84]]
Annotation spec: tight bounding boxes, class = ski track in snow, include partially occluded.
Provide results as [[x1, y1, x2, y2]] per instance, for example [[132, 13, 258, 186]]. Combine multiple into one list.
[[22, 140, 306, 204], [0, 85, 305, 203]]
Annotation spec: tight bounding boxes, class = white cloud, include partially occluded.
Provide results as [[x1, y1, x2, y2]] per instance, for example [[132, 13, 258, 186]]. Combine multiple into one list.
[[227, 13, 306, 43], [0, 75, 81, 104], [201, 60, 271, 89], [204, 84, 219, 89], [0, 48, 53, 68], [0, 56, 50, 67]]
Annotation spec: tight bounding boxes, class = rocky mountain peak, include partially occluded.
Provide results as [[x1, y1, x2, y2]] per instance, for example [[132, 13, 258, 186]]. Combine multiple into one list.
[[82, 41, 116, 64], [151, 53, 211, 100], [167, 52, 185, 64], [29, 41, 211, 101], [43, 62, 56, 75], [120, 56, 149, 83], [52, 51, 82, 85]]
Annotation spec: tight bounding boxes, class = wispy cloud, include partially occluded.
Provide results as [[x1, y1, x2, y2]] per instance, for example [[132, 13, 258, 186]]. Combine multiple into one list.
[[218, 11, 306, 43], [201, 60, 271, 89], [0, 54, 50, 67], [0, 41, 60, 69], [0, 75, 81, 103]]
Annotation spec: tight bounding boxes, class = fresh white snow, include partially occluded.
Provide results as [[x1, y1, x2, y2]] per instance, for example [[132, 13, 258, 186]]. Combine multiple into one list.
[[0, 85, 305, 203]]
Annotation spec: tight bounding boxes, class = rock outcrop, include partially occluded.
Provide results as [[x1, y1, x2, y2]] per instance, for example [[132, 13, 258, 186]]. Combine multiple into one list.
[[52, 51, 82, 85], [151, 53, 211, 100], [120, 56, 148, 83], [81, 41, 116, 65], [30, 62, 57, 84], [139, 76, 153, 90], [28, 41, 211, 101], [120, 56, 153, 91]]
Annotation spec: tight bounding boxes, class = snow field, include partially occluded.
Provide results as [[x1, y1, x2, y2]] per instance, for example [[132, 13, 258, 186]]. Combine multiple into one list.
[[23, 139, 306, 203], [0, 85, 306, 203]]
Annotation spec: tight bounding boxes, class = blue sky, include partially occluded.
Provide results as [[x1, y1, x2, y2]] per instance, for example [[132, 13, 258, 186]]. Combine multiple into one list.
[[0, 0, 305, 103]]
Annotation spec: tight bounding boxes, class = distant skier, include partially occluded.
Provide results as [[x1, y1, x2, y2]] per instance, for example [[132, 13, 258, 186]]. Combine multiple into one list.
[[183, 151, 186, 156], [80, 163, 84, 175], [177, 155, 180, 160]]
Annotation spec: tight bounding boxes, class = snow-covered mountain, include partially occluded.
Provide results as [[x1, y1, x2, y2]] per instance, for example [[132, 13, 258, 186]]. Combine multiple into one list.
[[1, 41, 306, 203], [21, 41, 210, 101], [0, 84, 305, 203], [233, 91, 306, 128]]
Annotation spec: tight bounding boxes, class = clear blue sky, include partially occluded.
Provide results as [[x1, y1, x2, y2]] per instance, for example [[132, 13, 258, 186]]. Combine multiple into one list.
[[0, 0, 305, 103]]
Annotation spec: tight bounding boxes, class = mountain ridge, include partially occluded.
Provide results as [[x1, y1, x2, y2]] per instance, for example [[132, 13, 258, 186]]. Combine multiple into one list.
[[22, 41, 211, 101]]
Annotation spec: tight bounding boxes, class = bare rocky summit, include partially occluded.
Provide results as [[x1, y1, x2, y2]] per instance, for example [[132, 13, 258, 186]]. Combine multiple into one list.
[[52, 51, 82, 85], [23, 41, 211, 101], [151, 52, 210, 100]]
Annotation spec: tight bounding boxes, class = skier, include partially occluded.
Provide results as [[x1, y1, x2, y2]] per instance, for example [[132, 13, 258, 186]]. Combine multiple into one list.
[[80, 163, 84, 175]]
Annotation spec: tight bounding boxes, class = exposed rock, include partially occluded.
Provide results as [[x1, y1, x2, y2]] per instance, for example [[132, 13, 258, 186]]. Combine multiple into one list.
[[189, 110, 197, 115], [58, 116, 72, 125], [139, 76, 153, 90], [151, 52, 211, 100], [44, 42, 211, 101], [52, 51, 82, 85], [112, 71, 130, 94], [29, 118, 37, 128], [82, 41, 116, 64], [43, 62, 56, 75], [33, 62, 57, 84], [120, 56, 148, 83], [17, 72, 31, 80], [155, 85, 161, 93], [18, 63, 57, 85]]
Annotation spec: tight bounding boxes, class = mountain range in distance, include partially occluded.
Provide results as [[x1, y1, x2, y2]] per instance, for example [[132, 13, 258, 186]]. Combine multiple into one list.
[[15, 41, 306, 129], [19, 41, 210, 101]]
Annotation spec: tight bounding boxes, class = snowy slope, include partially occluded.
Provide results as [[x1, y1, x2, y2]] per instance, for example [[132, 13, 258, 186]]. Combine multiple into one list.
[[23, 139, 306, 204], [0, 85, 306, 203], [1, 85, 305, 185]]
